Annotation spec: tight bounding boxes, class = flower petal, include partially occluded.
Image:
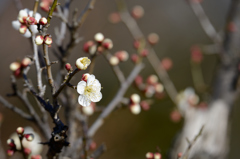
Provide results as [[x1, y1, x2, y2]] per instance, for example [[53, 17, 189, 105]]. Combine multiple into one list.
[[12, 20, 21, 30], [92, 79, 101, 91], [23, 30, 31, 38], [35, 13, 41, 22], [78, 95, 91, 107], [77, 81, 86, 94], [87, 75, 95, 86], [30, 25, 38, 34], [90, 92, 102, 102]]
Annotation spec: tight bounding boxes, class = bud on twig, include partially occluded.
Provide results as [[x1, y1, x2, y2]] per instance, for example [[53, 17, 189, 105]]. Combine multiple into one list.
[[147, 75, 158, 85], [81, 73, 90, 82], [21, 58, 31, 67], [130, 104, 141, 115], [26, 17, 37, 25], [83, 41, 95, 53], [10, 62, 21, 72], [19, 25, 27, 34], [16, 127, 24, 135], [115, 51, 129, 62], [148, 33, 159, 45], [130, 94, 141, 104], [102, 38, 113, 50], [76, 57, 91, 70], [131, 54, 140, 63], [154, 152, 162, 159], [94, 33, 104, 42], [65, 63, 72, 71], [146, 152, 154, 159], [131, 5, 144, 19], [7, 149, 14, 156], [24, 134, 34, 141], [109, 56, 119, 66], [35, 35, 44, 45], [140, 49, 149, 57], [39, 17, 47, 25], [7, 139, 15, 148], [44, 35, 52, 45]]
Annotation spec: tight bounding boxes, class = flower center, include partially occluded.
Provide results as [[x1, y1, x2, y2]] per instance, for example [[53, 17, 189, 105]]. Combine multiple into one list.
[[80, 57, 91, 66]]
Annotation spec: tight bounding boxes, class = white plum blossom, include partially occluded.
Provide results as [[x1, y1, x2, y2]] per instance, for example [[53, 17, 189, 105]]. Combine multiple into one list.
[[77, 74, 102, 107], [12, 8, 41, 38], [76, 57, 91, 70]]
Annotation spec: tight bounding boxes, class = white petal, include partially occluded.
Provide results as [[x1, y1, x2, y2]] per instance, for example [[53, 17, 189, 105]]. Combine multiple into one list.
[[12, 20, 21, 30], [78, 95, 91, 107], [77, 81, 86, 94], [90, 92, 102, 102], [18, 9, 28, 18], [23, 30, 31, 38], [87, 75, 96, 86], [35, 13, 41, 22], [92, 79, 101, 92], [30, 25, 38, 34]]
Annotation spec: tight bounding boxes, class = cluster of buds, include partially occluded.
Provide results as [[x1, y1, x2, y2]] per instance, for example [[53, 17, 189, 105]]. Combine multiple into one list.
[[40, 0, 54, 12], [134, 75, 165, 99], [35, 35, 52, 46], [81, 102, 96, 116], [191, 45, 203, 63], [83, 33, 113, 55], [6, 139, 16, 156], [131, 5, 145, 19], [109, 51, 129, 66], [129, 94, 141, 115], [145, 152, 162, 159], [9, 57, 31, 78]]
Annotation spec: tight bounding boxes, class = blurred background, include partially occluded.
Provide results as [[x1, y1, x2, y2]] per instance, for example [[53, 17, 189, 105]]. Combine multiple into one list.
[[0, 0, 240, 158]]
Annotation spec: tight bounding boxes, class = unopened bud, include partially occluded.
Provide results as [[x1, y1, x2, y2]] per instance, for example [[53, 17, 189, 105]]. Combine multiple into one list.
[[115, 51, 129, 62], [154, 152, 161, 159], [76, 57, 91, 70], [39, 17, 47, 25], [10, 62, 21, 72], [177, 152, 182, 158], [135, 75, 143, 85], [14, 68, 22, 78], [147, 75, 158, 85], [140, 101, 150, 111], [148, 33, 159, 45], [7, 139, 15, 148], [130, 104, 141, 115], [7, 149, 14, 156], [102, 38, 113, 50], [18, 10, 28, 24], [134, 40, 140, 49], [145, 85, 155, 98], [35, 35, 44, 45], [21, 58, 31, 67], [83, 41, 95, 53], [81, 73, 90, 82], [132, 5, 144, 19], [161, 58, 173, 71], [131, 54, 140, 63], [82, 104, 95, 116], [24, 148, 31, 155], [109, 56, 119, 66], [89, 141, 97, 150], [65, 63, 72, 71], [94, 33, 104, 42], [170, 110, 181, 123], [31, 155, 42, 159], [24, 134, 34, 141], [19, 25, 27, 34], [26, 17, 37, 25], [44, 36, 52, 45], [140, 49, 149, 57], [16, 127, 24, 135], [108, 12, 121, 24], [146, 152, 154, 159], [130, 94, 141, 104], [191, 46, 203, 63], [154, 83, 164, 93], [40, 1, 50, 12]]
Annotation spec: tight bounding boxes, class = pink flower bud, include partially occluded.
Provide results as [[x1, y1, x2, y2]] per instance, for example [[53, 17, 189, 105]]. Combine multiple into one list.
[[21, 58, 31, 67], [154, 152, 161, 159], [140, 49, 149, 57], [131, 5, 144, 19], [130, 94, 141, 104], [102, 38, 113, 50], [24, 134, 34, 141], [109, 56, 119, 66], [89, 141, 97, 150], [144, 85, 155, 98], [133, 40, 140, 49], [39, 17, 47, 25], [191, 45, 203, 63], [135, 75, 143, 86], [140, 101, 150, 111], [147, 75, 158, 85], [177, 152, 182, 158], [131, 54, 140, 63], [16, 127, 24, 135], [94, 33, 104, 42], [10, 62, 21, 72], [65, 63, 72, 71], [7, 139, 15, 148], [154, 83, 164, 93], [83, 41, 95, 53], [108, 12, 121, 24], [170, 110, 181, 123], [81, 73, 90, 82], [115, 51, 129, 62], [19, 25, 27, 34], [27, 17, 37, 25], [44, 35, 52, 45], [24, 148, 32, 155], [14, 68, 22, 78], [228, 22, 237, 32], [130, 104, 141, 115], [161, 58, 173, 71], [7, 149, 14, 156], [146, 152, 154, 159], [35, 35, 44, 45], [40, 1, 50, 12], [31, 155, 42, 159], [148, 33, 159, 45]]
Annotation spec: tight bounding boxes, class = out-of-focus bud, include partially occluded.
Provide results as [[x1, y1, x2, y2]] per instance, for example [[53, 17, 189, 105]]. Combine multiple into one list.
[[135, 75, 143, 86], [27, 17, 37, 25], [21, 58, 31, 67], [82, 102, 95, 116], [39, 17, 47, 25], [154, 83, 164, 93], [144, 85, 155, 98], [24, 134, 34, 141], [109, 56, 119, 66], [81, 73, 90, 82], [65, 63, 72, 71], [161, 58, 173, 71], [108, 12, 121, 24], [14, 68, 22, 78], [40, 1, 50, 12], [170, 110, 181, 123], [177, 152, 182, 158], [94, 33, 104, 43], [191, 45, 203, 63], [154, 152, 162, 159], [7, 139, 15, 148], [76, 57, 91, 70], [10, 62, 21, 72], [35, 35, 44, 45], [140, 49, 149, 57], [131, 5, 144, 19], [146, 152, 154, 159], [115, 51, 129, 62], [147, 75, 158, 85], [130, 104, 141, 115], [7, 149, 14, 156], [31, 155, 42, 159], [24, 148, 32, 155], [18, 10, 28, 24], [83, 41, 95, 53], [228, 22, 237, 32], [148, 33, 159, 45], [130, 94, 141, 104], [102, 38, 113, 50], [89, 141, 97, 151], [44, 35, 52, 45], [131, 54, 140, 64], [19, 25, 27, 34], [16, 127, 24, 135], [140, 101, 150, 111], [134, 40, 140, 49]]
